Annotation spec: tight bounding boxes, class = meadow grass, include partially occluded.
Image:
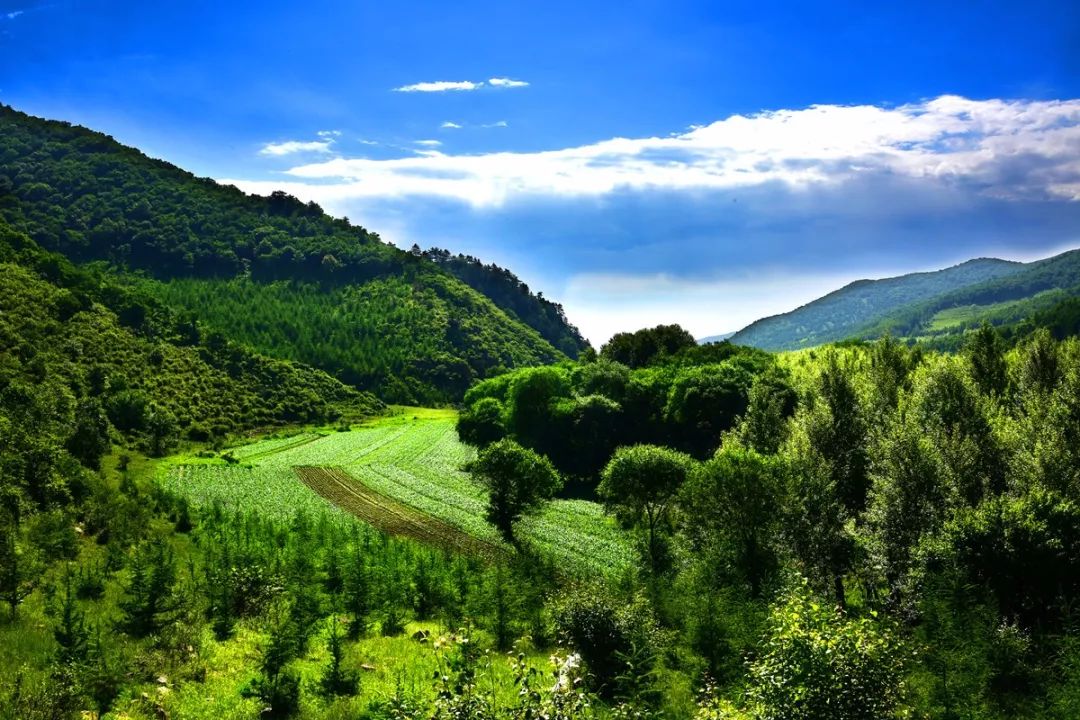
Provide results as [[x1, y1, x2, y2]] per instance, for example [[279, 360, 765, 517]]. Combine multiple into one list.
[[161, 408, 634, 575]]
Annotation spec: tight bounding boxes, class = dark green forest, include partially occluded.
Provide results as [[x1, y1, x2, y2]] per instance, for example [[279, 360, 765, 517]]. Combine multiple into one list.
[[455, 324, 1080, 719], [0, 104, 582, 403]]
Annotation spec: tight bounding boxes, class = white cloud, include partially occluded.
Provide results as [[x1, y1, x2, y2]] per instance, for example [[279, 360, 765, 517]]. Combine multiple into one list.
[[317, 129, 341, 138], [258, 139, 333, 156], [482, 120, 509, 128], [230, 96, 1080, 207], [441, 121, 463, 129], [488, 77, 529, 88], [415, 139, 442, 147], [393, 80, 483, 93], [5, 10, 23, 19]]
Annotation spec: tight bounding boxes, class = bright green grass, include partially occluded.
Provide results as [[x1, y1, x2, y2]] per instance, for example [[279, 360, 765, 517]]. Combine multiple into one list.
[[162, 408, 634, 575], [152, 619, 561, 720]]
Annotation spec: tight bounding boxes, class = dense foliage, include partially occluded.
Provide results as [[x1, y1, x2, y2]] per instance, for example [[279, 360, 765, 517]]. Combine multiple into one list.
[[0, 219, 380, 454], [458, 330, 775, 486], [0, 104, 577, 402], [419, 246, 589, 358], [451, 324, 1080, 719]]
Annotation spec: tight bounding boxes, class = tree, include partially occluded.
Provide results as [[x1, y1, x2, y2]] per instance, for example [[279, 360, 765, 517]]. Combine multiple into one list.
[[146, 405, 178, 457], [909, 357, 1004, 506], [865, 420, 945, 601], [503, 366, 571, 454], [664, 362, 755, 457], [745, 580, 907, 720], [456, 396, 505, 447], [599, 444, 695, 574], [806, 354, 869, 514], [116, 541, 176, 637], [681, 445, 782, 596], [737, 365, 798, 454], [66, 397, 110, 469], [0, 518, 37, 621], [471, 439, 562, 543], [965, 322, 1007, 397], [319, 617, 358, 697], [52, 569, 88, 665], [600, 324, 696, 368]]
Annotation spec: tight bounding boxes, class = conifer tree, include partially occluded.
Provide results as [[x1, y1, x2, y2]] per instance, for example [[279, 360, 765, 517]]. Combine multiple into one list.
[[319, 617, 358, 697], [117, 540, 176, 637]]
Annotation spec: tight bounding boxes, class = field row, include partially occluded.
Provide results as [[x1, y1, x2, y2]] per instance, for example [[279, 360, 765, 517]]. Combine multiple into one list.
[[296, 466, 504, 559], [162, 411, 634, 574]]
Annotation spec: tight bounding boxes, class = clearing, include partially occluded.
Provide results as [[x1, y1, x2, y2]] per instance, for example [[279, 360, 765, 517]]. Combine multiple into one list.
[[162, 408, 634, 574]]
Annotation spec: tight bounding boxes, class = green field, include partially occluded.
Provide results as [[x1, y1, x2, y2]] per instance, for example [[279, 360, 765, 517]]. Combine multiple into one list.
[[162, 408, 634, 574]]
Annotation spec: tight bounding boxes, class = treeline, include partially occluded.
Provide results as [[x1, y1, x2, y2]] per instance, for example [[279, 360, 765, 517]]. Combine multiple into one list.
[[455, 323, 1080, 718], [0, 104, 583, 401], [458, 325, 776, 489], [146, 274, 563, 405]]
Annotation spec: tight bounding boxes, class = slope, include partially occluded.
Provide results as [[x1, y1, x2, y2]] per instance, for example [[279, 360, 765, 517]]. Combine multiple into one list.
[[730, 258, 1025, 350], [855, 247, 1080, 344], [0, 104, 570, 402], [0, 219, 382, 458]]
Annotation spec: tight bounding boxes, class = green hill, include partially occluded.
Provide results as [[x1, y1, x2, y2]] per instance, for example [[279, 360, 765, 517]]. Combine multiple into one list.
[[0, 105, 575, 403], [0, 219, 382, 455], [855, 248, 1080, 345], [729, 256, 1048, 350]]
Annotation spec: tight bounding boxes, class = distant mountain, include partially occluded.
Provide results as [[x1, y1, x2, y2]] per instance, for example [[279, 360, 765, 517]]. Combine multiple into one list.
[[0, 105, 580, 402], [730, 258, 1026, 350], [856, 248, 1080, 346], [732, 248, 1080, 350], [697, 332, 735, 344]]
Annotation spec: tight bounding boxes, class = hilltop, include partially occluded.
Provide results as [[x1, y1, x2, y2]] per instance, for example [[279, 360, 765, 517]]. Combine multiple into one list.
[[0, 105, 586, 403]]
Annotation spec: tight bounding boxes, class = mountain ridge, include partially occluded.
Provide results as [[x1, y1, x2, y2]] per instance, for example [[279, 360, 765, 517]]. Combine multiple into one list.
[[729, 256, 1031, 349], [0, 104, 582, 402]]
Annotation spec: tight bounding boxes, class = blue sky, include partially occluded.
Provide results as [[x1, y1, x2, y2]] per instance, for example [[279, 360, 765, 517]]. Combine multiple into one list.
[[2, 0, 1080, 342]]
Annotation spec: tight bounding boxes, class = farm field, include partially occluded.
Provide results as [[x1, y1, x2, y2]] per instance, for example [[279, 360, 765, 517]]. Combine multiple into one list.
[[162, 408, 634, 574]]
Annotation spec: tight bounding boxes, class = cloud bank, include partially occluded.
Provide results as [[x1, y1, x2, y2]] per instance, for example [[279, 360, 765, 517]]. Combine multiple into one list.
[[226, 96, 1080, 342], [239, 96, 1080, 205]]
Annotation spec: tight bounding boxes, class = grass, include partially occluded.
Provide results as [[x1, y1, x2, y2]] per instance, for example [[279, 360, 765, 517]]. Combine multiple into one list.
[[153, 618, 562, 720], [161, 408, 634, 575]]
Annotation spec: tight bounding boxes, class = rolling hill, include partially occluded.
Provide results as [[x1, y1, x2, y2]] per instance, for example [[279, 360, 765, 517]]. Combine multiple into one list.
[[0, 104, 585, 403], [854, 248, 1080, 344], [729, 258, 1026, 349], [729, 248, 1080, 350]]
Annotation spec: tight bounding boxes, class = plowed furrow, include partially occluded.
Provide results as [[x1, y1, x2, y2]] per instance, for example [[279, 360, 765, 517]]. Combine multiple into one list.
[[295, 466, 503, 560]]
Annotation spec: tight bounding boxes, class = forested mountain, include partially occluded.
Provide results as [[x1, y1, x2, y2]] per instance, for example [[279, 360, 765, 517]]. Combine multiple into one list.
[[856, 248, 1080, 344], [0, 218, 381, 457], [730, 258, 1024, 349], [0, 105, 576, 402]]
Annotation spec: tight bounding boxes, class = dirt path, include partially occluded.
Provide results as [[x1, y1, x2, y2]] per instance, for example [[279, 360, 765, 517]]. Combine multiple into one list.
[[295, 466, 505, 560]]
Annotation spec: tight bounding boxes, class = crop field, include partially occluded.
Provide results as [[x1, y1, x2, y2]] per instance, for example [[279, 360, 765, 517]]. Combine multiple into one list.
[[162, 408, 634, 574]]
